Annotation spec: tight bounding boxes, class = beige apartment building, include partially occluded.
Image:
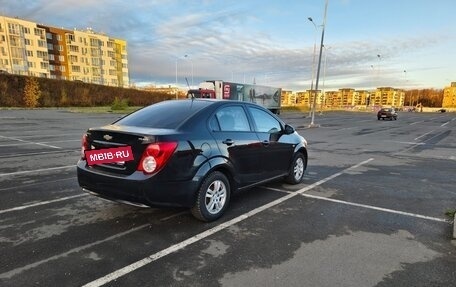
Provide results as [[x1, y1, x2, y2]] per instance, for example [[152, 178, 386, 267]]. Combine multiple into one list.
[[281, 90, 294, 106], [370, 87, 405, 107], [284, 87, 405, 108], [442, 82, 456, 108], [0, 15, 129, 88], [0, 16, 50, 78]]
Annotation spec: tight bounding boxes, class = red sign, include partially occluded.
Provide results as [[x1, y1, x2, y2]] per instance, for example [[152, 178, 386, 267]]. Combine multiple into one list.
[[85, 146, 134, 166], [223, 84, 230, 99]]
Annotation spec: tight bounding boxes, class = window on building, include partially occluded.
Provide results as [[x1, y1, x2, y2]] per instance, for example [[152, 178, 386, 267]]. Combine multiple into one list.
[[46, 33, 53, 40], [49, 65, 55, 71], [26, 50, 33, 57], [38, 40, 46, 48], [49, 54, 55, 61], [48, 43, 53, 50], [40, 62, 49, 69], [69, 45, 79, 52], [57, 35, 62, 41], [8, 23, 21, 35], [60, 66, 65, 72], [72, 65, 81, 73], [24, 38, 31, 45], [34, 28, 43, 37], [59, 55, 65, 62], [66, 34, 75, 42], [58, 45, 63, 51], [36, 51, 47, 58]]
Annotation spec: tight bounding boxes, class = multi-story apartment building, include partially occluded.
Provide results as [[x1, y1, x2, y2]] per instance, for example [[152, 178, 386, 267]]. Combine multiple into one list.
[[442, 82, 456, 108], [0, 16, 50, 78], [38, 25, 70, 80], [0, 16, 129, 88], [371, 87, 404, 107], [281, 90, 294, 106]]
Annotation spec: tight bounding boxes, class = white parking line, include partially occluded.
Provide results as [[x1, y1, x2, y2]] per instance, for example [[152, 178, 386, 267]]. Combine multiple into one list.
[[441, 121, 449, 127], [0, 224, 150, 279], [0, 135, 61, 149], [82, 158, 374, 287], [0, 149, 79, 159], [3, 133, 82, 139], [414, 130, 435, 141], [0, 194, 86, 215], [0, 165, 76, 177], [266, 188, 448, 223], [299, 194, 448, 223], [0, 139, 80, 148], [0, 211, 189, 279]]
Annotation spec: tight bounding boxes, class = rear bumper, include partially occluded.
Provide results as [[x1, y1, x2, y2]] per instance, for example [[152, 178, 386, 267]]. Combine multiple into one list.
[[77, 160, 199, 208]]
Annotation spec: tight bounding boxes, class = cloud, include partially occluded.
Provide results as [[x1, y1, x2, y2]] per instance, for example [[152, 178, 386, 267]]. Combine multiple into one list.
[[1, 0, 453, 90]]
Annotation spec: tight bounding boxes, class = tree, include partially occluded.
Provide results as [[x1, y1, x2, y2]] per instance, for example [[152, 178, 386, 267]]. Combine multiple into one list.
[[23, 77, 41, 108]]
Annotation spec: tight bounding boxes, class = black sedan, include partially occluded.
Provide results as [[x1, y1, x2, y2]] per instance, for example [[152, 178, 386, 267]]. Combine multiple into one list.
[[77, 99, 308, 222], [377, 108, 398, 120]]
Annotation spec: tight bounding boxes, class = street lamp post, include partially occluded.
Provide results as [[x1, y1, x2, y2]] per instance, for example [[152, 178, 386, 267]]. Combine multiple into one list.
[[322, 45, 331, 111], [175, 58, 178, 99], [309, 0, 329, 128], [184, 55, 194, 88], [308, 17, 318, 116], [376, 54, 381, 86]]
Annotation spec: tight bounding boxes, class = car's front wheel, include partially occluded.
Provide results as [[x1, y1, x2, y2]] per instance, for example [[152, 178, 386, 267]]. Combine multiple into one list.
[[285, 152, 306, 184], [191, 171, 230, 222]]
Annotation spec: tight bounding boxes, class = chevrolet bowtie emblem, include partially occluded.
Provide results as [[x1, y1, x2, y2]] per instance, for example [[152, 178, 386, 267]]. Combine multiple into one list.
[[103, 134, 113, 141]]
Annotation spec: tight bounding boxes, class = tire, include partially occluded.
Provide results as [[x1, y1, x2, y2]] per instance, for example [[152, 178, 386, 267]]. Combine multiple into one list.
[[191, 171, 230, 222], [377, 117, 380, 120], [285, 152, 306, 184]]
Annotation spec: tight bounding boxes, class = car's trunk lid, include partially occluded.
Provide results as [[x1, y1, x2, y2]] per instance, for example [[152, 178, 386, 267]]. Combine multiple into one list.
[[85, 124, 175, 175]]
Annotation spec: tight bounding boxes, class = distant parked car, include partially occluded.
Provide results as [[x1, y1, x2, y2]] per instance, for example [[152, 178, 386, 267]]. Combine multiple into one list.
[[377, 108, 398, 120], [437, 108, 446, 113], [77, 99, 308, 222]]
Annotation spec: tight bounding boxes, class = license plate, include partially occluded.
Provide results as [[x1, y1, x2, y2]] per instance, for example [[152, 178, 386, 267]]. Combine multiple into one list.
[[381, 115, 386, 117], [85, 146, 134, 166]]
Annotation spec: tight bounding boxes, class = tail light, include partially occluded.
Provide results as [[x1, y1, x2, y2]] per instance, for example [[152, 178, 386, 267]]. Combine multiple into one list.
[[81, 134, 89, 159], [137, 142, 178, 174]]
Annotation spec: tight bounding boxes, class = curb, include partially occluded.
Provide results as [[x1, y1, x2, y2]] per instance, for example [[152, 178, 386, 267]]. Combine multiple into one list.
[[453, 214, 456, 240]]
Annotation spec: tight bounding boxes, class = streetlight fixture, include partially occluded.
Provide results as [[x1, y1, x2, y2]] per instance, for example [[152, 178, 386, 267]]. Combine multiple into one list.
[[309, 0, 329, 128], [308, 17, 318, 117]]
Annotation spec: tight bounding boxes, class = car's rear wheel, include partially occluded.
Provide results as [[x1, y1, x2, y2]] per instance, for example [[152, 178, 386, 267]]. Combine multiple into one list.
[[285, 152, 306, 184], [191, 171, 230, 222]]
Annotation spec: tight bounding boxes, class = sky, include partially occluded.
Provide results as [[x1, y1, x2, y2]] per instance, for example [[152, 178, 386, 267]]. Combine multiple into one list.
[[1, 0, 455, 91]]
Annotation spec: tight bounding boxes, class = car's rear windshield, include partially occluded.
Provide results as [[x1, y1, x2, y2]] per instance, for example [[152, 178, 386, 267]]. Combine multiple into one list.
[[114, 100, 211, 129]]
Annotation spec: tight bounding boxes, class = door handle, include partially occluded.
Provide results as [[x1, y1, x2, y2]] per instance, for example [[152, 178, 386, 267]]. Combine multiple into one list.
[[222, 139, 234, 146], [262, 140, 270, 146]]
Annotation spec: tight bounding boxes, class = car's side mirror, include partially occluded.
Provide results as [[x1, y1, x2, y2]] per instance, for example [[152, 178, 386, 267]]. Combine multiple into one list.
[[284, 124, 295, 135]]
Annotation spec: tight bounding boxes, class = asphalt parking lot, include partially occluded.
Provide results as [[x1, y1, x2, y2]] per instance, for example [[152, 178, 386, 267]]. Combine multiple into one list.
[[0, 108, 455, 287]]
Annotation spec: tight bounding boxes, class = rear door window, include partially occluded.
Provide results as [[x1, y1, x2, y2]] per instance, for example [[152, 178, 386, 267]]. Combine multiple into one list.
[[213, 106, 251, 132]]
